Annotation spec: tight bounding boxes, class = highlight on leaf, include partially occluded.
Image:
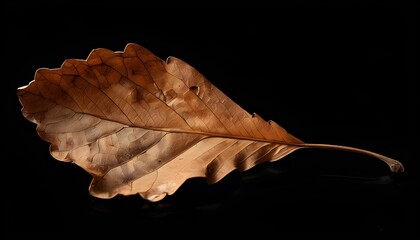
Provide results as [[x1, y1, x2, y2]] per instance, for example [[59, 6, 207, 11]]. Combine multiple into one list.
[[17, 43, 404, 202]]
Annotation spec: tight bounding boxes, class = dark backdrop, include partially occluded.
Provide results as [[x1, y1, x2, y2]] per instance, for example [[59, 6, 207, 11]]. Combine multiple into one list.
[[3, 3, 418, 234]]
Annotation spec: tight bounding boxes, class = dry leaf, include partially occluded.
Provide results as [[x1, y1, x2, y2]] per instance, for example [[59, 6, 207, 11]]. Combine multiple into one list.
[[17, 43, 404, 202]]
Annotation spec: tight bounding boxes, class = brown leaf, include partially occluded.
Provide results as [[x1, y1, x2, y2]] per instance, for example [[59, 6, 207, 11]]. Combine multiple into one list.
[[17, 43, 404, 202]]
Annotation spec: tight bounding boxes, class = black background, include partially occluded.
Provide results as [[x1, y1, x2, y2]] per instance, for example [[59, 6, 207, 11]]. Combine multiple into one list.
[[2, 2, 418, 234]]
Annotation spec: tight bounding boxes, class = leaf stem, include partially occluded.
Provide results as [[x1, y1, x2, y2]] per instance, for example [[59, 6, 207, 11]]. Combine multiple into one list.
[[295, 143, 405, 173]]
